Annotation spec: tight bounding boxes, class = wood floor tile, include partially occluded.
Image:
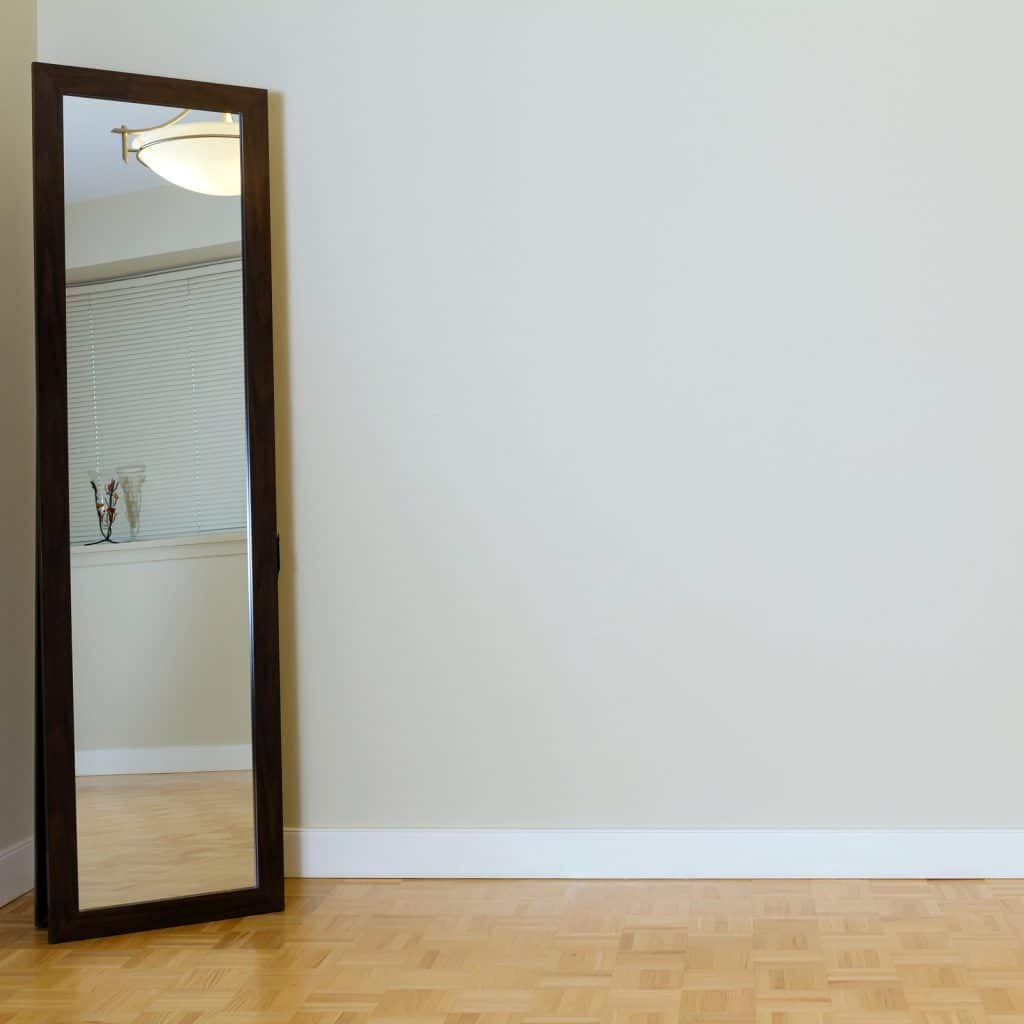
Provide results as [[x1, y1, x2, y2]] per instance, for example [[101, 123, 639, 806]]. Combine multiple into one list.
[[4, 879, 1024, 1023]]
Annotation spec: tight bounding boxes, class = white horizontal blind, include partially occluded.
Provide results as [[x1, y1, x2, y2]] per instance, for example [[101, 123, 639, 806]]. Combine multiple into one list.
[[66, 261, 247, 544]]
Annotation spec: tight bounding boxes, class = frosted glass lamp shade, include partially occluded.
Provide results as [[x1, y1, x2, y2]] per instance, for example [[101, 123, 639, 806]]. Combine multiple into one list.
[[133, 116, 240, 196]]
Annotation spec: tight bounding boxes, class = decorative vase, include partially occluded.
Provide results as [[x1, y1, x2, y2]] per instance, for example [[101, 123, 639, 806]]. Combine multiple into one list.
[[115, 464, 146, 540], [88, 474, 120, 544]]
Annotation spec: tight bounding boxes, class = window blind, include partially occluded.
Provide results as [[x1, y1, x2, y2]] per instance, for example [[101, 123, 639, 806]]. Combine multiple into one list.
[[66, 261, 247, 544]]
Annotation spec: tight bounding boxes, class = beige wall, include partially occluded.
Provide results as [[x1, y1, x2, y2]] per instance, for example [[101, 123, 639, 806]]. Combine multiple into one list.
[[0, 0, 36, 864], [35, 1, 1024, 831], [65, 184, 241, 272], [71, 539, 251, 755]]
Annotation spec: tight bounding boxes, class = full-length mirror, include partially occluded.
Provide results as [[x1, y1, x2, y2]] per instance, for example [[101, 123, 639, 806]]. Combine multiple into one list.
[[34, 64, 282, 943], [64, 97, 253, 911]]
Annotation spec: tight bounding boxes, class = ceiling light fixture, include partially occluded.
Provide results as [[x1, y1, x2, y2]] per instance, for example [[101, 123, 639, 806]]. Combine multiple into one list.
[[111, 110, 241, 197]]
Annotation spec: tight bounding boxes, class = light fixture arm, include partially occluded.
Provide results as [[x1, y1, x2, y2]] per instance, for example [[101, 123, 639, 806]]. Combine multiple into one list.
[[111, 108, 192, 162]]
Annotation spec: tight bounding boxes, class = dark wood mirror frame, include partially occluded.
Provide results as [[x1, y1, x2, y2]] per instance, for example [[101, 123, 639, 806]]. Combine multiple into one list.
[[32, 62, 284, 943]]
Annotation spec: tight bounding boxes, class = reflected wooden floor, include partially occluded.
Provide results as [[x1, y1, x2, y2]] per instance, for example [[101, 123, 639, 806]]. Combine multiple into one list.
[[75, 769, 255, 909], [5, 877, 1024, 1022]]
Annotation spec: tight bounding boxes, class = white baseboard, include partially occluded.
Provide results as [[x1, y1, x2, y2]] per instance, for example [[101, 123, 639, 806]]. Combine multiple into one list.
[[0, 837, 33, 909], [284, 828, 1024, 879], [76, 744, 252, 776], [6, 829, 1019, 907]]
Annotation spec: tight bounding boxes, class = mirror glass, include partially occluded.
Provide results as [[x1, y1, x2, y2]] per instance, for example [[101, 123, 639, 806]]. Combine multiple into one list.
[[63, 97, 254, 909]]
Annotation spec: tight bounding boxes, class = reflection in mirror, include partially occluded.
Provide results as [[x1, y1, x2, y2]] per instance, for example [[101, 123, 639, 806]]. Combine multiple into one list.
[[63, 97, 254, 910]]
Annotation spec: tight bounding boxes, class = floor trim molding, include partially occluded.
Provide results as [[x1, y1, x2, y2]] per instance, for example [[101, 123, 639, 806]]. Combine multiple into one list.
[[0, 837, 33, 909], [76, 744, 252, 776], [284, 828, 1024, 879]]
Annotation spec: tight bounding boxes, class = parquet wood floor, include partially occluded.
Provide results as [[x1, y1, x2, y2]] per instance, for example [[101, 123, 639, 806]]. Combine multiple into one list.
[[4, 878, 1024, 1024]]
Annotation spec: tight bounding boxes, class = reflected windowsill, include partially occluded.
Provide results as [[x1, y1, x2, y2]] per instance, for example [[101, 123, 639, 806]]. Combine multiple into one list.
[[70, 530, 247, 567]]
